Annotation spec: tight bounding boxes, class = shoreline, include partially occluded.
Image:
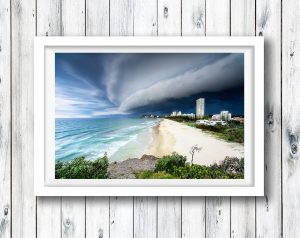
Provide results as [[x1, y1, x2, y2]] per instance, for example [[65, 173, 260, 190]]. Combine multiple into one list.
[[147, 119, 244, 165]]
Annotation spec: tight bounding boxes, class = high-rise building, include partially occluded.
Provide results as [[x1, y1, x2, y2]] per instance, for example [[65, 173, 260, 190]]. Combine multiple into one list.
[[220, 111, 231, 121], [196, 98, 205, 118]]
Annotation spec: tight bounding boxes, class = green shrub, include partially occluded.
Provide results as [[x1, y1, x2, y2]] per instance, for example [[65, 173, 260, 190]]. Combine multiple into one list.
[[135, 171, 176, 179], [155, 153, 186, 173], [55, 155, 109, 179]]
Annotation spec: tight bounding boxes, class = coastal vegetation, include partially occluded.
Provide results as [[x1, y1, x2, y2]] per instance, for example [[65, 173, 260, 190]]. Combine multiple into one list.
[[55, 153, 244, 179], [167, 117, 244, 143], [55, 155, 109, 179], [135, 153, 244, 179]]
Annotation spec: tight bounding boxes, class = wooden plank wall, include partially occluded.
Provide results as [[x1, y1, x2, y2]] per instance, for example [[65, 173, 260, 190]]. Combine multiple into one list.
[[1, 0, 297, 237]]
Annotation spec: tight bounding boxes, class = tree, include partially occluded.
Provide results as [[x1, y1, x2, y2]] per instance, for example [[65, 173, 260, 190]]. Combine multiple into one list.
[[190, 145, 202, 165]]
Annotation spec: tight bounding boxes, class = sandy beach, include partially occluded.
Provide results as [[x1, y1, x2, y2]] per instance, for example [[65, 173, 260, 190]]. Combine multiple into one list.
[[147, 119, 244, 165]]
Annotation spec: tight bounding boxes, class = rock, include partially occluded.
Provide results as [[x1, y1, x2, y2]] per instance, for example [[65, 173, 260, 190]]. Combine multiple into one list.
[[108, 155, 159, 179]]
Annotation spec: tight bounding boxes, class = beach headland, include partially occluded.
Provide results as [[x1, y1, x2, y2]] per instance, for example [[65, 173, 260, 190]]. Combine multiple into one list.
[[147, 119, 244, 166]]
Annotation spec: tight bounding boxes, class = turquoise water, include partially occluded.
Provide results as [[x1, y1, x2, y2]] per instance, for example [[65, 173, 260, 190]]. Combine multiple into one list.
[[55, 118, 159, 162]]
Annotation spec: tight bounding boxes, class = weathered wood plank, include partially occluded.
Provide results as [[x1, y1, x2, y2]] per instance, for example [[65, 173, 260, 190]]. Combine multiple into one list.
[[182, 0, 205, 36], [36, 1, 62, 237], [60, 1, 86, 238], [0, 0, 11, 237], [230, 1, 256, 237], [11, 0, 36, 236], [86, 0, 109, 36], [282, 0, 300, 237], [134, 0, 157, 36], [36, 0, 61, 36], [230, 197, 255, 238], [62, 197, 85, 238], [157, 0, 181, 35], [205, 1, 231, 237], [181, 1, 206, 237], [182, 197, 205, 238], [134, 197, 157, 238], [110, 197, 133, 238], [256, 0, 282, 237], [157, 197, 181, 238], [206, 0, 230, 36], [62, 0, 85, 36], [133, 1, 158, 237], [86, 197, 109, 238], [110, 0, 134, 36], [206, 198, 230, 238], [231, 0, 255, 36], [37, 197, 61, 238]]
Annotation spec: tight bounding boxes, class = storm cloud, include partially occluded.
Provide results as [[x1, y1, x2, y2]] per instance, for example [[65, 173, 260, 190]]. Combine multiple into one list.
[[55, 53, 244, 118]]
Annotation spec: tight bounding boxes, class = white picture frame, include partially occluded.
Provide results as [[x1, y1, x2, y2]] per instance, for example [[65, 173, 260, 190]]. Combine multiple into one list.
[[34, 36, 264, 196]]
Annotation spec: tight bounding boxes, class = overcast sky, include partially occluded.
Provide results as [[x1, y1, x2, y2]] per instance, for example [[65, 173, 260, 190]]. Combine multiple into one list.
[[55, 53, 244, 118]]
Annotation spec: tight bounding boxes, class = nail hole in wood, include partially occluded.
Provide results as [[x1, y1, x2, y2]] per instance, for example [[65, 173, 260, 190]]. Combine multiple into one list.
[[291, 143, 298, 155], [98, 228, 103, 238], [164, 7, 168, 18], [4, 206, 8, 216], [65, 218, 71, 227]]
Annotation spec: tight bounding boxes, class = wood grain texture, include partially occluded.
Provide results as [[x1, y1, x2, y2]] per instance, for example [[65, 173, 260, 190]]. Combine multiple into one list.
[[230, 1, 256, 237], [36, 0, 61, 36], [282, 0, 300, 237], [86, 197, 109, 238], [36, 1, 62, 237], [182, 197, 205, 238], [206, 0, 230, 36], [134, 0, 157, 36], [11, 0, 36, 237], [182, 0, 205, 36], [62, 0, 85, 36], [37, 197, 61, 238], [205, 1, 231, 237], [256, 0, 282, 237], [0, 0, 10, 237], [110, 0, 134, 36], [157, 0, 181, 36], [206, 198, 230, 238], [86, 0, 109, 36], [110, 197, 133, 238], [134, 197, 157, 238], [157, 197, 181, 238], [62, 197, 85, 238]]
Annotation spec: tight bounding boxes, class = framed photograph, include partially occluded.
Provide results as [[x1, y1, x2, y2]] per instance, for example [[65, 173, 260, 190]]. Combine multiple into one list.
[[34, 37, 264, 196]]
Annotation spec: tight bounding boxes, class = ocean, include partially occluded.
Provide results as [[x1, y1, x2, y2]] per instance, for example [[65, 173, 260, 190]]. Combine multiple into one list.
[[55, 118, 159, 162]]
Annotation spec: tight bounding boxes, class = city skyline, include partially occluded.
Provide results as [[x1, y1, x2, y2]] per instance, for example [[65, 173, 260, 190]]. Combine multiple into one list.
[[55, 53, 244, 118]]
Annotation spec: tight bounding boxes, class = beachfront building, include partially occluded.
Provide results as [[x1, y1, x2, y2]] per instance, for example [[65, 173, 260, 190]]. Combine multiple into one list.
[[212, 114, 221, 120], [171, 111, 177, 117], [182, 113, 196, 119], [196, 119, 227, 126], [231, 117, 244, 123], [196, 98, 205, 118], [220, 111, 231, 121], [177, 111, 182, 116]]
